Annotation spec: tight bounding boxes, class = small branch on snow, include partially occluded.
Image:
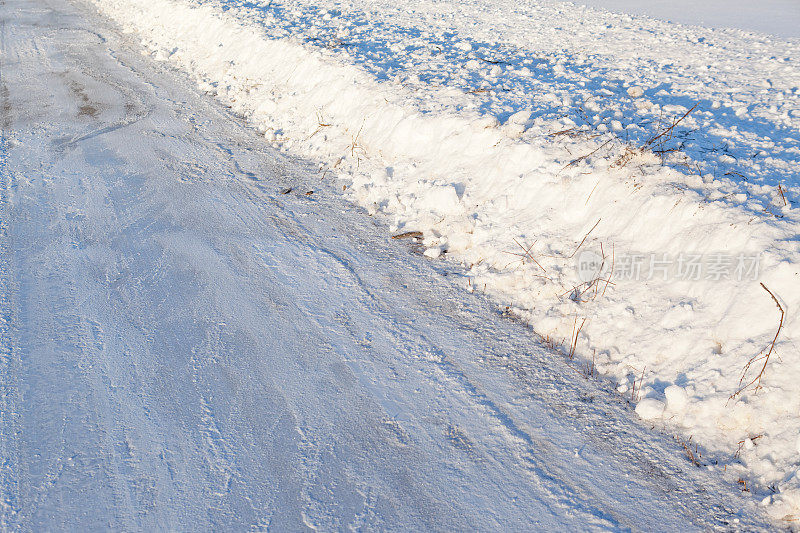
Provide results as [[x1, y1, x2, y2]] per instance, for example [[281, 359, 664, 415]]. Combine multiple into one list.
[[730, 283, 784, 400], [643, 103, 698, 149]]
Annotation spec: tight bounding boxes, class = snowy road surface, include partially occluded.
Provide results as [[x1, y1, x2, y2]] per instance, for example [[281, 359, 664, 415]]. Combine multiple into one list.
[[0, 0, 770, 529]]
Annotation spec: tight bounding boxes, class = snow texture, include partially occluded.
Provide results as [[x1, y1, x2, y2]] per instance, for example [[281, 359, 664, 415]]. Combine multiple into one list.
[[77, 0, 800, 522], [0, 0, 775, 528]]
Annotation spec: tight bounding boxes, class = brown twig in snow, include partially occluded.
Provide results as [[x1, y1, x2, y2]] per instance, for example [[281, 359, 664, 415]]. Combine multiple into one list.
[[730, 283, 784, 399], [563, 139, 613, 170], [778, 185, 788, 207], [567, 219, 601, 259], [568, 317, 587, 360], [631, 366, 646, 403], [734, 434, 764, 458], [550, 127, 579, 138], [601, 244, 615, 298], [643, 104, 698, 148], [676, 435, 701, 467], [392, 231, 423, 240], [511, 238, 546, 272]]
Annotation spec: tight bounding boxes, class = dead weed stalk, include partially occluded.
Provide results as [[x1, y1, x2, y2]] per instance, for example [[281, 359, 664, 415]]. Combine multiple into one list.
[[730, 283, 784, 400]]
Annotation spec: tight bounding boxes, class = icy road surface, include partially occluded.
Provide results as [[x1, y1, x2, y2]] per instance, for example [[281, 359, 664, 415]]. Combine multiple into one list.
[[0, 0, 769, 529]]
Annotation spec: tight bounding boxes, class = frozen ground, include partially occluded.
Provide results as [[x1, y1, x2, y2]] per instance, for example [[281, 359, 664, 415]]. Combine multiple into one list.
[[0, 0, 774, 529], [79, 0, 800, 524]]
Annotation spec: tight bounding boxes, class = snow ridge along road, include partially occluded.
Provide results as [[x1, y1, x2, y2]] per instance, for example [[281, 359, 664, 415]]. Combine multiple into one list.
[[0, 0, 774, 529], [81, 0, 800, 522]]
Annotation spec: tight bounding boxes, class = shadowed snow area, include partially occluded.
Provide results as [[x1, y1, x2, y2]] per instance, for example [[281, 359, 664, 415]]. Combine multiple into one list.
[[0, 0, 776, 529]]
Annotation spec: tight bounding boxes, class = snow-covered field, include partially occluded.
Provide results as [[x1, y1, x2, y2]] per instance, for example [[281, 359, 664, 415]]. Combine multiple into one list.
[[75, 0, 799, 524], [561, 0, 800, 38], [79, 0, 800, 521]]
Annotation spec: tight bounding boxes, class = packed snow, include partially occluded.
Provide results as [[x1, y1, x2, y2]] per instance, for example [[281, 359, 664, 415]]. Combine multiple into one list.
[[72, 0, 800, 524]]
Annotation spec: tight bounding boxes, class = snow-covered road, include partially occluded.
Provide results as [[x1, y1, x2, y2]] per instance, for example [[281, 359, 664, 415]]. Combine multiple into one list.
[[0, 0, 771, 529]]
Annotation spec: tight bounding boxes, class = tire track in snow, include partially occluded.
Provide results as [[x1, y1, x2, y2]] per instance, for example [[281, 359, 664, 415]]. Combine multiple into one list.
[[233, 181, 623, 529]]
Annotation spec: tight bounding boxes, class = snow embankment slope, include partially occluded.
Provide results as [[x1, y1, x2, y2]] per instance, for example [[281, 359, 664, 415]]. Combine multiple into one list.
[[83, 0, 800, 522]]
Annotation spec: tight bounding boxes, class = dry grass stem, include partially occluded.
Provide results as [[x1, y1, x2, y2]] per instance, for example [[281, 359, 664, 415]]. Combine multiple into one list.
[[730, 283, 784, 399]]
